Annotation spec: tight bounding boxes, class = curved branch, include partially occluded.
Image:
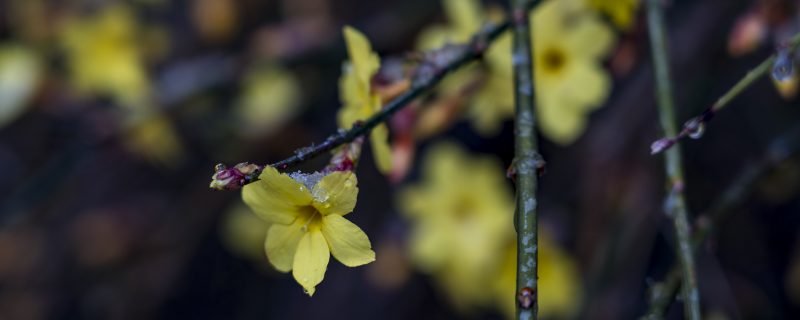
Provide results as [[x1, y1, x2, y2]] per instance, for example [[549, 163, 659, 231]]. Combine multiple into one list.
[[210, 19, 511, 190]]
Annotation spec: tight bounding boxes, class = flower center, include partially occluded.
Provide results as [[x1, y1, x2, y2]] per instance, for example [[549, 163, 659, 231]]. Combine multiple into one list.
[[541, 47, 566, 74], [453, 198, 477, 223], [299, 208, 322, 233]]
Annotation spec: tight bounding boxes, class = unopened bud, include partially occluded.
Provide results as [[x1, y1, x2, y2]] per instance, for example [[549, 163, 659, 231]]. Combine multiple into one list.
[[210, 162, 264, 191], [518, 287, 535, 309], [650, 138, 675, 155]]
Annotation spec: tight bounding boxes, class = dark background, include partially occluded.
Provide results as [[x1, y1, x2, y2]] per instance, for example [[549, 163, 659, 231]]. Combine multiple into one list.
[[1, 0, 800, 319]]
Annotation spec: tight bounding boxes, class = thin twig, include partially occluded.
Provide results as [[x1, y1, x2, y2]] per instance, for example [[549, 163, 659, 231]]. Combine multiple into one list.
[[209, 19, 512, 190], [651, 31, 800, 155], [645, 0, 701, 319], [643, 124, 800, 319], [510, 0, 539, 319]]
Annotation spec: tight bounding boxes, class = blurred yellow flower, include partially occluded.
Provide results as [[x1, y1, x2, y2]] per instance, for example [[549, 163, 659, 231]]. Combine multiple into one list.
[[235, 65, 302, 137], [242, 167, 374, 296], [124, 114, 185, 167], [533, 0, 615, 145], [337, 26, 392, 174], [397, 141, 514, 311], [416, 0, 512, 136], [588, 0, 640, 30], [493, 232, 583, 320], [0, 44, 41, 128], [417, 0, 615, 145], [59, 4, 150, 109]]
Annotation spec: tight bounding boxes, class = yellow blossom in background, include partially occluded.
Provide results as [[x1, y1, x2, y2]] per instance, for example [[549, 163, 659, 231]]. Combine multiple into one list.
[[493, 232, 583, 320], [417, 0, 615, 145], [219, 203, 272, 262], [588, 0, 640, 30], [416, 0, 513, 136], [0, 44, 41, 128], [337, 26, 392, 173], [235, 65, 302, 137], [398, 141, 514, 311], [242, 167, 375, 296], [59, 4, 186, 167], [59, 4, 151, 109], [192, 0, 239, 44], [532, 0, 615, 145], [124, 114, 185, 167]]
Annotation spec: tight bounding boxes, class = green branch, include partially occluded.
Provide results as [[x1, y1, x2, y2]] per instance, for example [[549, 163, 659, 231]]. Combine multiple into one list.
[[510, 0, 539, 319], [651, 31, 800, 155], [645, 0, 701, 319], [643, 124, 800, 319], [209, 19, 512, 190]]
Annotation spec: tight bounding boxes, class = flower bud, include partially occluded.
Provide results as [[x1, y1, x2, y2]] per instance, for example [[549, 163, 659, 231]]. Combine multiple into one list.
[[210, 162, 264, 191]]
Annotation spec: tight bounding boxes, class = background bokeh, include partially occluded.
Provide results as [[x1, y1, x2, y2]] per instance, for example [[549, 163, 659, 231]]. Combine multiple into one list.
[[2, 0, 800, 319]]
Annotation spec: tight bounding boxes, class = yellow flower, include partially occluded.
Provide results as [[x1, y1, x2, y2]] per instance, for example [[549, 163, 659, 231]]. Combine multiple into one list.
[[588, 0, 640, 30], [533, 0, 615, 145], [418, 0, 615, 145], [416, 0, 512, 135], [398, 141, 514, 311], [493, 232, 583, 320], [124, 114, 185, 167], [0, 44, 41, 128], [337, 26, 392, 173], [59, 4, 150, 109], [242, 166, 375, 296], [235, 65, 302, 137]]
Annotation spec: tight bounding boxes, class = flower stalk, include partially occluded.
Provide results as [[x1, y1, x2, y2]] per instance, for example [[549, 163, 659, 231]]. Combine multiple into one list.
[[643, 124, 800, 319], [651, 30, 800, 155], [645, 0, 701, 319], [210, 19, 512, 190], [510, 0, 539, 319]]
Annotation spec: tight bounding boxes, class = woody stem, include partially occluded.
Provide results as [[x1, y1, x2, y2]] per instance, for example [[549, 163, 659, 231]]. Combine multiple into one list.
[[510, 0, 539, 320], [645, 0, 701, 319]]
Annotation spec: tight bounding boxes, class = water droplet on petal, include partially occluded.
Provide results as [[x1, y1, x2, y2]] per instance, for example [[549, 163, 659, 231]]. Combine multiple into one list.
[[773, 53, 794, 83], [300, 225, 307, 233], [303, 278, 308, 282], [303, 290, 309, 294], [344, 179, 352, 187]]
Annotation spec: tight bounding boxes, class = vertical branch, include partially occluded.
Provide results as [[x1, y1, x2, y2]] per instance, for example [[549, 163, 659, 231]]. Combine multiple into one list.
[[511, 1, 538, 319], [645, 0, 701, 319], [643, 124, 800, 319]]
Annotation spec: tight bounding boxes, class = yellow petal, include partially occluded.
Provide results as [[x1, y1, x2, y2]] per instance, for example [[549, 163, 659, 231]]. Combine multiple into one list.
[[371, 123, 393, 174], [559, 60, 611, 112], [265, 219, 305, 272], [564, 12, 616, 59], [242, 166, 312, 225], [342, 26, 379, 86], [292, 228, 330, 296], [321, 214, 375, 267], [537, 96, 587, 146], [312, 171, 359, 216], [442, 0, 482, 38], [0, 45, 40, 128]]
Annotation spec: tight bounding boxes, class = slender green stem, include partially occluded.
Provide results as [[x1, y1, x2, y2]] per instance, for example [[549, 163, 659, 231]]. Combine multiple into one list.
[[643, 124, 800, 319], [646, 1, 701, 319], [651, 30, 800, 155], [510, 0, 539, 319]]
